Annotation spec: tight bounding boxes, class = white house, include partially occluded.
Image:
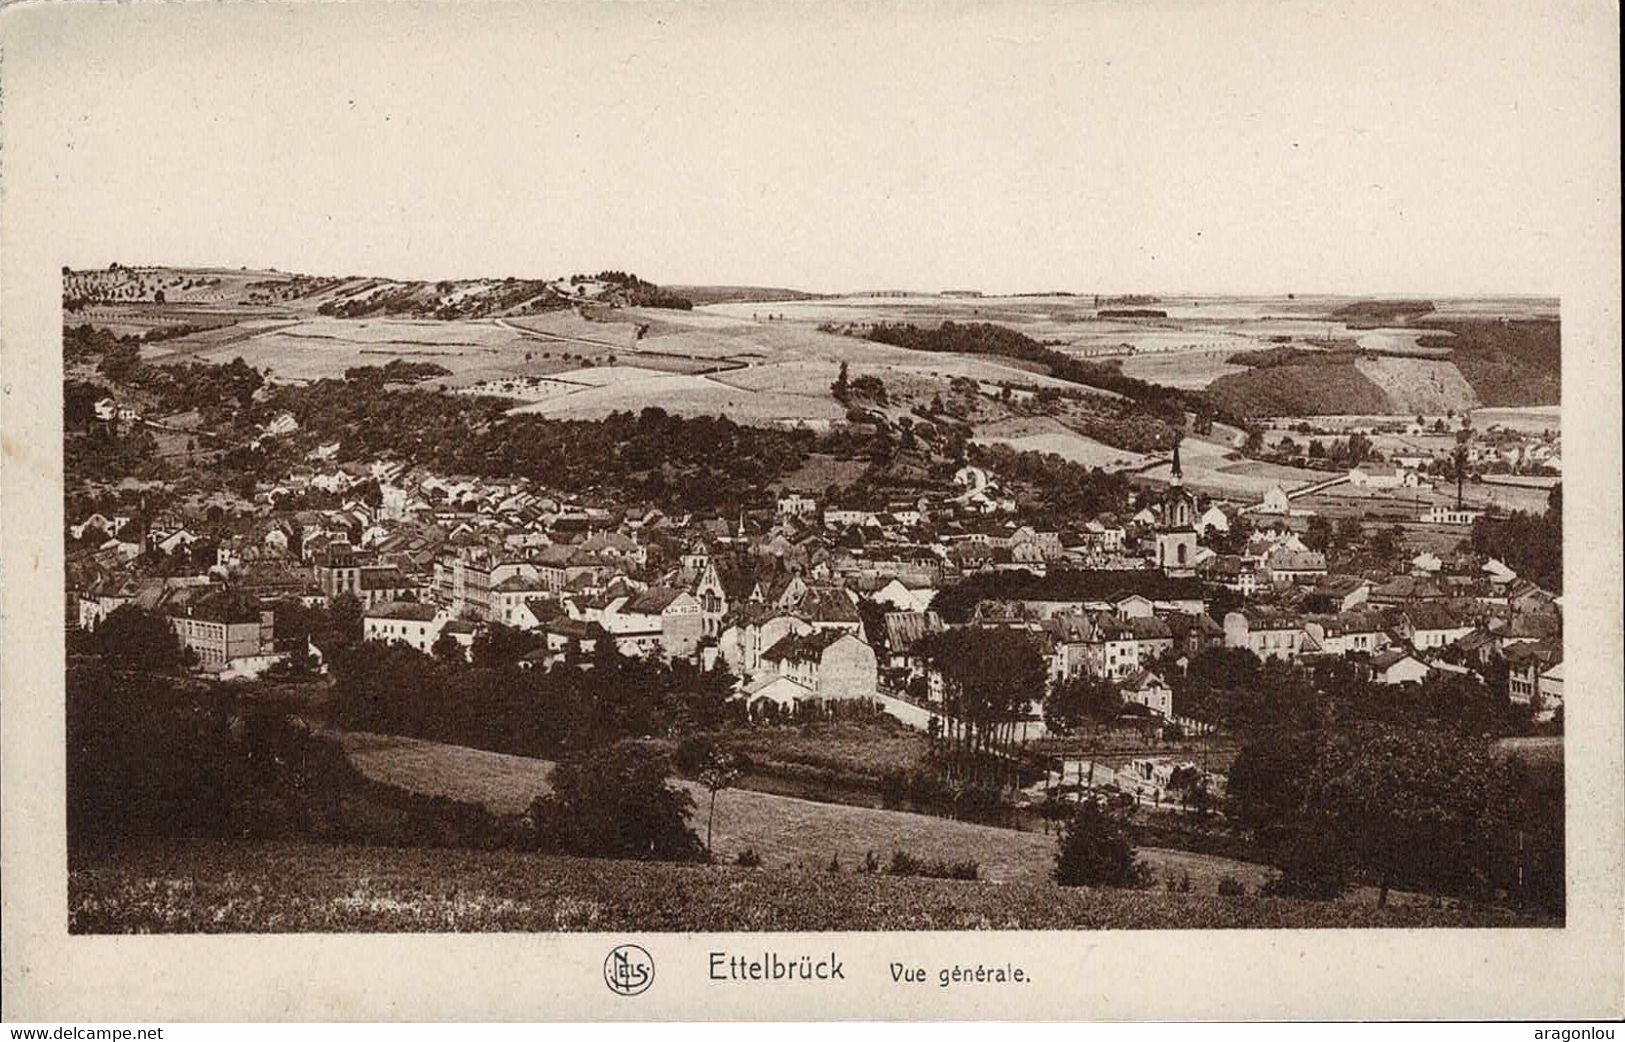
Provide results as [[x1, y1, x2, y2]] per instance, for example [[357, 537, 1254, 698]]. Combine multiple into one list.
[[1349, 465, 1421, 490], [761, 630, 878, 700], [1370, 648, 1432, 685], [1120, 669, 1174, 718], [1195, 504, 1231, 537], [363, 601, 447, 654], [1422, 505, 1485, 525], [776, 492, 818, 519], [1255, 485, 1292, 515], [869, 577, 937, 614], [599, 587, 703, 659]]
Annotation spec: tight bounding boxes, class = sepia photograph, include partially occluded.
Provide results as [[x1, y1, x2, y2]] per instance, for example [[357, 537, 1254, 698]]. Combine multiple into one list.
[[59, 277, 1566, 933], [3, 0, 1620, 1024]]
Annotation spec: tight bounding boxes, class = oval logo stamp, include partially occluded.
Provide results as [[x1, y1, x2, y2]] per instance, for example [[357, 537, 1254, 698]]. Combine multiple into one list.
[[604, 943, 655, 996]]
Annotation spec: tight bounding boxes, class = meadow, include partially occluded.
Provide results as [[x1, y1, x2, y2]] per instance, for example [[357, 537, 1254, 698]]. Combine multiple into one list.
[[68, 839, 1534, 933], [323, 728, 1265, 887]]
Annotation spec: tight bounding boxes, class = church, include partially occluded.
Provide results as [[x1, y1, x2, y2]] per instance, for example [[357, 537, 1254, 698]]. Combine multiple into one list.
[[1154, 440, 1199, 576]]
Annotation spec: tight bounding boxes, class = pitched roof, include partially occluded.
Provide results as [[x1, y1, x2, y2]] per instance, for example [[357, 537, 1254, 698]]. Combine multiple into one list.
[[1371, 648, 1426, 670], [1163, 611, 1223, 640], [1267, 549, 1328, 571], [359, 566, 409, 590], [881, 611, 944, 653], [366, 600, 437, 622], [761, 628, 858, 664], [624, 586, 688, 614], [1097, 615, 1173, 641], [1404, 602, 1470, 632], [796, 586, 861, 623], [1121, 668, 1169, 691]]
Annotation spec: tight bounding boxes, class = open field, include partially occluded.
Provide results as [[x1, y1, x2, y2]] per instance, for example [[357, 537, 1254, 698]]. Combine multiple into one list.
[[323, 729, 1261, 887], [1133, 432, 1324, 501], [701, 722, 934, 782], [1352, 356, 1480, 414], [330, 731, 553, 816], [971, 417, 1154, 469], [772, 452, 872, 493], [67, 839, 1535, 933], [69, 272, 1559, 424], [1290, 478, 1552, 522], [1470, 405, 1561, 434]]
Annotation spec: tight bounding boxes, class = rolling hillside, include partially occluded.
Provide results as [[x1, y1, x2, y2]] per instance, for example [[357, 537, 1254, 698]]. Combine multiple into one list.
[[1204, 317, 1558, 417]]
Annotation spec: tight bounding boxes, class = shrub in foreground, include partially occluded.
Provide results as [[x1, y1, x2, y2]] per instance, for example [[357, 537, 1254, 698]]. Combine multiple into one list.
[[1054, 796, 1145, 888], [885, 850, 981, 881], [529, 748, 703, 863]]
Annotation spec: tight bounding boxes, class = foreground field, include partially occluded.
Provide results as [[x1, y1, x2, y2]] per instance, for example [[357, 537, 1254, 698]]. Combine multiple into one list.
[[68, 840, 1534, 933], [327, 729, 1263, 886]]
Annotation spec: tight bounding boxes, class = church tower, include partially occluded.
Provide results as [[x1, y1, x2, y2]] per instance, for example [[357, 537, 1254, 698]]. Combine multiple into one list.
[[1156, 437, 1199, 575], [1162, 438, 1196, 529]]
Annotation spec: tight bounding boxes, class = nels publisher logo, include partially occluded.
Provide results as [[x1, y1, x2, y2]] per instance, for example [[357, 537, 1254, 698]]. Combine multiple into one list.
[[604, 943, 655, 996]]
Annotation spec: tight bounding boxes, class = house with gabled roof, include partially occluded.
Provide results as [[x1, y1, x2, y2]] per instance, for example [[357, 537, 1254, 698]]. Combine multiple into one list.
[[1120, 669, 1174, 718], [1302, 574, 1371, 614], [1369, 648, 1432, 686], [878, 610, 945, 671], [599, 586, 702, 659], [1397, 602, 1476, 651], [1223, 610, 1312, 662], [761, 629, 878, 701], [1302, 611, 1390, 658]]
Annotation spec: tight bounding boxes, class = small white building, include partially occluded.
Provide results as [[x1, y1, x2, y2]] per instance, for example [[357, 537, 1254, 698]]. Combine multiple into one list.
[[363, 601, 446, 654], [1370, 649, 1432, 685], [1422, 505, 1485, 525]]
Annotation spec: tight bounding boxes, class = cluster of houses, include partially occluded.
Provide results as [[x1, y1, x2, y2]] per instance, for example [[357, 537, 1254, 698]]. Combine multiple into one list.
[[67, 437, 1564, 727]]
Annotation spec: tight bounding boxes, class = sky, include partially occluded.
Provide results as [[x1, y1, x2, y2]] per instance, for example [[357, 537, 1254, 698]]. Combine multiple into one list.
[[4, 0, 1616, 295]]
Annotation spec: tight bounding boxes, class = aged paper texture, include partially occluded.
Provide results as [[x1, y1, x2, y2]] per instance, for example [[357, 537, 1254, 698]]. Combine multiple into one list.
[[2, 0, 1620, 1021]]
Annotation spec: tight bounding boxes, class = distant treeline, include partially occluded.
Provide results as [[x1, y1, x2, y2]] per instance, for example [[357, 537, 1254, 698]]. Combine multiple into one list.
[[273, 380, 815, 512], [1226, 345, 1360, 369], [1096, 309, 1167, 319], [1329, 299, 1437, 326], [861, 321, 1222, 423], [342, 359, 453, 384]]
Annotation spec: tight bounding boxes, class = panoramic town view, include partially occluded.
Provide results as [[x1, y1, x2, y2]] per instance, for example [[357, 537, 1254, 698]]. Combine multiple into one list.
[[64, 266, 1563, 931]]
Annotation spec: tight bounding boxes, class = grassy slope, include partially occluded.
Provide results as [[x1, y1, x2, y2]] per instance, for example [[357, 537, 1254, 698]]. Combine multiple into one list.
[[68, 840, 1533, 933], [1423, 319, 1560, 407], [326, 730, 1482, 915], [1204, 359, 1392, 417], [331, 730, 553, 816], [327, 730, 1268, 886]]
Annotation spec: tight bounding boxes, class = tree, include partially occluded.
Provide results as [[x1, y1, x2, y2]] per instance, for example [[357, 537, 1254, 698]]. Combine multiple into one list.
[[697, 750, 742, 859], [93, 605, 191, 673], [1303, 515, 1333, 552], [1042, 673, 1122, 735], [1054, 796, 1142, 887], [1370, 525, 1404, 560], [99, 342, 143, 383], [831, 361, 850, 402], [327, 593, 363, 650], [431, 630, 465, 663], [529, 747, 704, 862], [470, 622, 538, 668], [1334, 516, 1363, 548], [1304, 726, 1504, 905], [917, 627, 1047, 784], [1451, 437, 1470, 508]]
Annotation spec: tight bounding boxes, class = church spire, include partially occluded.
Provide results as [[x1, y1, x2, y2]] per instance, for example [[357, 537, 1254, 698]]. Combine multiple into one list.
[[1171, 437, 1183, 486]]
